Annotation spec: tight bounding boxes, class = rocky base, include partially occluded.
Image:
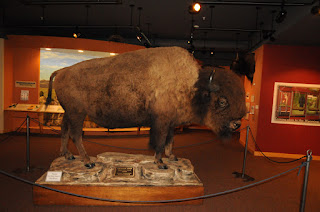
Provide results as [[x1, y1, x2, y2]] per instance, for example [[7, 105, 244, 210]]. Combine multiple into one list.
[[36, 152, 203, 187]]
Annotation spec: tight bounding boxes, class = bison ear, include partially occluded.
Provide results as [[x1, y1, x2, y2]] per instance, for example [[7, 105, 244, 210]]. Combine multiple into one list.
[[209, 69, 220, 92]]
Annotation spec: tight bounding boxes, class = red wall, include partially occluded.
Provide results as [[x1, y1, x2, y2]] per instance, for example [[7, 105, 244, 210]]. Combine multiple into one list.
[[256, 45, 320, 156]]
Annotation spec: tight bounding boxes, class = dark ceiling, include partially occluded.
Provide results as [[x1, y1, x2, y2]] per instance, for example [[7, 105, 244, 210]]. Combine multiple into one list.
[[1, 0, 320, 65]]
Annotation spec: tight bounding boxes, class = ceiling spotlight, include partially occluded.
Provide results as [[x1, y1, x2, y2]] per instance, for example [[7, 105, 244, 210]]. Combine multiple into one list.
[[73, 32, 80, 38], [188, 44, 195, 54], [311, 0, 320, 16], [275, 0, 287, 23], [136, 34, 142, 42], [275, 9, 287, 23], [73, 26, 81, 38], [311, 6, 320, 15], [210, 49, 215, 56], [189, 2, 201, 14]]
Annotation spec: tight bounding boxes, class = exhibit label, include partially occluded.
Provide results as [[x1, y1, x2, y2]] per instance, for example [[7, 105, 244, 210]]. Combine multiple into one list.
[[15, 81, 36, 88], [45, 171, 62, 182], [115, 167, 134, 177]]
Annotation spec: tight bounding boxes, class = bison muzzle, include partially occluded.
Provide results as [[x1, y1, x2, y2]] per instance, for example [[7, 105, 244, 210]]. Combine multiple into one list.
[[46, 46, 246, 169]]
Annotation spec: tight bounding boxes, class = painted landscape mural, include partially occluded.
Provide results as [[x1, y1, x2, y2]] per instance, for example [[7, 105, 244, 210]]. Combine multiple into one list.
[[39, 48, 114, 127]]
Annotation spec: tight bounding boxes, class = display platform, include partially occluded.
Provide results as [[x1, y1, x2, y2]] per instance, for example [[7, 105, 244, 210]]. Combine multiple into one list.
[[33, 152, 204, 206]]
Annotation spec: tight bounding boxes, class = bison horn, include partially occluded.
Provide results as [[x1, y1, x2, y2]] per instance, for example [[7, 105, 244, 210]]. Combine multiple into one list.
[[209, 69, 220, 92], [209, 69, 215, 83]]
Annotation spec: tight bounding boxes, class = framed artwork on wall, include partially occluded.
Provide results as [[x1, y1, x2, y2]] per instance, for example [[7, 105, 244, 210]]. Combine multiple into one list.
[[271, 82, 320, 126]]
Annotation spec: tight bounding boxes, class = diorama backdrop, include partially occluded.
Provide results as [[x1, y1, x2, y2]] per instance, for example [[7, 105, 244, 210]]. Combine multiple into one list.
[[39, 48, 116, 127]]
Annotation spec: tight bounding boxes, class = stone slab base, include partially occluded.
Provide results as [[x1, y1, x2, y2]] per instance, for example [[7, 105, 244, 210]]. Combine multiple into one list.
[[33, 152, 204, 206]]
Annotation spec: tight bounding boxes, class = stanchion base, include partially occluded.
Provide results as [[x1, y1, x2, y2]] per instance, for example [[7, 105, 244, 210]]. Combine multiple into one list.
[[232, 171, 255, 182]]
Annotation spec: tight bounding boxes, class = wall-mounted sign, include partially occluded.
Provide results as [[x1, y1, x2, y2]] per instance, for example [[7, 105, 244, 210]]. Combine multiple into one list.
[[15, 81, 36, 88], [271, 82, 320, 126]]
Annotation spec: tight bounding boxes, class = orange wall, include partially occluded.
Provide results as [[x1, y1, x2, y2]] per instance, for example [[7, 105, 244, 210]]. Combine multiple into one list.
[[12, 47, 40, 105], [4, 35, 144, 107], [4, 35, 144, 131], [240, 46, 264, 152], [4, 43, 13, 108], [254, 44, 320, 156]]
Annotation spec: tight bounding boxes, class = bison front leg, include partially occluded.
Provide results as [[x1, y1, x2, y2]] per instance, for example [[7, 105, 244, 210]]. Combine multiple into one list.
[[149, 120, 171, 169], [165, 127, 178, 161]]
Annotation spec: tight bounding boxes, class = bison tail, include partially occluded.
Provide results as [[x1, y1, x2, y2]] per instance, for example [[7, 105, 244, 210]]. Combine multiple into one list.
[[45, 70, 59, 107]]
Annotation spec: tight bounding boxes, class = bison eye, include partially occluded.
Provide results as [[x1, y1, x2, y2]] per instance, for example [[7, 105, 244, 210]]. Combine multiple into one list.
[[218, 97, 228, 108]]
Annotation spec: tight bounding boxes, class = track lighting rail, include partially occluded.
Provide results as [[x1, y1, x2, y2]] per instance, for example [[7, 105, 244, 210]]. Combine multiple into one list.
[[22, 0, 122, 5], [200, 0, 316, 7], [195, 27, 263, 33], [7, 25, 134, 29]]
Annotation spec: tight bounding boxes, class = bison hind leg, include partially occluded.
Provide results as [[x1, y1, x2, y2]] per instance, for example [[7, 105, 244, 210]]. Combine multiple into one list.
[[60, 114, 75, 160], [64, 112, 95, 169]]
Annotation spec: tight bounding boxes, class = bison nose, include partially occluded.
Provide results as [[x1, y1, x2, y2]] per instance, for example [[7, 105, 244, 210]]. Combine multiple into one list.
[[230, 120, 241, 130]]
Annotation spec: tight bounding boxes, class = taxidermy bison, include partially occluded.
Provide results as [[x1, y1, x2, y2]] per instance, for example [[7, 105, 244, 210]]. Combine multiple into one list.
[[46, 46, 246, 169]]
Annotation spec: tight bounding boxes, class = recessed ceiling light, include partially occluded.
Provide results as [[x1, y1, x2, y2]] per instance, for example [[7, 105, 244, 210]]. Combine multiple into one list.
[[189, 2, 201, 14]]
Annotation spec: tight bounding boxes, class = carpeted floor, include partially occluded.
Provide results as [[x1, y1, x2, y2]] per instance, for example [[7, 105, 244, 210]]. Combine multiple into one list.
[[0, 129, 319, 212]]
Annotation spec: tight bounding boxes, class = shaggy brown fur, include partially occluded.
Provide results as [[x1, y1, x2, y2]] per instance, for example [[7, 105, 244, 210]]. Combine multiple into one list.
[[46, 46, 246, 169]]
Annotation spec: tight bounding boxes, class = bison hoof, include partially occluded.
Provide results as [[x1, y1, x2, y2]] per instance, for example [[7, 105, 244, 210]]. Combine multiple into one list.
[[85, 163, 95, 169], [169, 155, 178, 161], [158, 164, 168, 169], [67, 155, 75, 160]]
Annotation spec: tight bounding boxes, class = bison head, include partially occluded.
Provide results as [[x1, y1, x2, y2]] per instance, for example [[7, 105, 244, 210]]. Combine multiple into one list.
[[192, 67, 246, 137]]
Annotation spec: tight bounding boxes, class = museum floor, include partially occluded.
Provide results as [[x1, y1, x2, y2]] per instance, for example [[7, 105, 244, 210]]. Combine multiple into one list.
[[0, 129, 319, 212]]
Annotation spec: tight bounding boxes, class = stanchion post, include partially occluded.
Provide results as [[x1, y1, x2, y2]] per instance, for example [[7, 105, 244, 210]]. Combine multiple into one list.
[[241, 125, 250, 179], [300, 150, 312, 212], [26, 115, 30, 172], [232, 125, 254, 182]]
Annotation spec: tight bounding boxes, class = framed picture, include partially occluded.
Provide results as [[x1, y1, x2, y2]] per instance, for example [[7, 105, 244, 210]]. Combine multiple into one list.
[[271, 82, 320, 126], [245, 102, 250, 120]]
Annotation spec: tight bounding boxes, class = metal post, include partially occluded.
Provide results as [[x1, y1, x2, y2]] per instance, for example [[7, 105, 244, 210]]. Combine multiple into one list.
[[300, 150, 312, 212], [26, 115, 30, 172], [232, 125, 254, 182], [241, 125, 250, 178]]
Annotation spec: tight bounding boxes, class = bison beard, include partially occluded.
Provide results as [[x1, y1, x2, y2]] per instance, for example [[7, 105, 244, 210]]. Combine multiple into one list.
[[46, 47, 246, 169]]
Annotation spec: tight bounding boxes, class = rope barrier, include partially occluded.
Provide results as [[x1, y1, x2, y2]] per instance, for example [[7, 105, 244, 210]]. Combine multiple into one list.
[[1, 115, 312, 208], [0, 163, 306, 204], [15, 117, 307, 164], [248, 126, 307, 163], [0, 119, 27, 143], [29, 117, 227, 151]]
